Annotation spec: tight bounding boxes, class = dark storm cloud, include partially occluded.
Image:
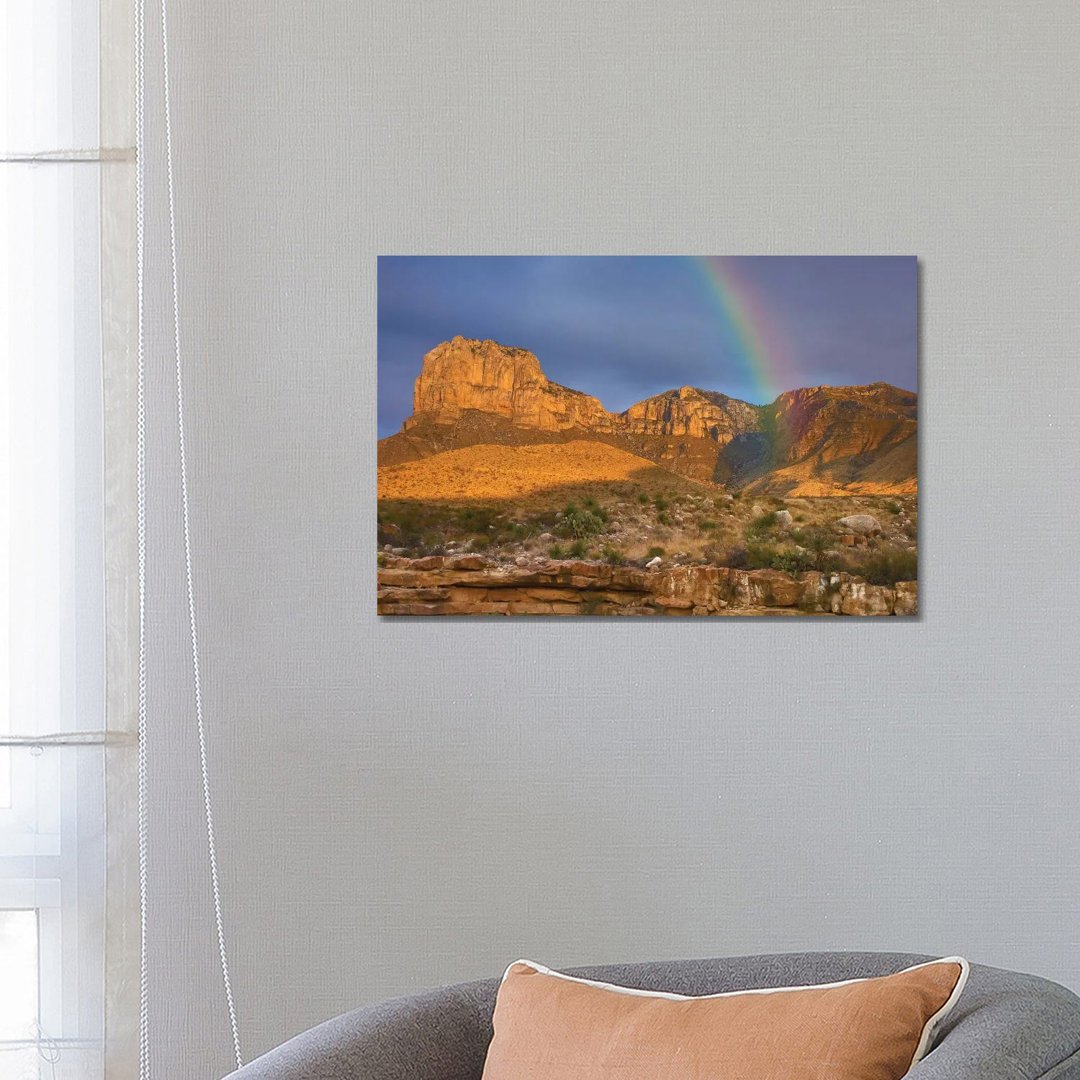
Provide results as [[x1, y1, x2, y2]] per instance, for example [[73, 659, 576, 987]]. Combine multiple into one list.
[[377, 256, 916, 437]]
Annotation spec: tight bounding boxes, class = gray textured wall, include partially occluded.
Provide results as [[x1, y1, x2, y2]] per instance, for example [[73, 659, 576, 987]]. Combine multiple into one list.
[[139, 2, 1080, 1077]]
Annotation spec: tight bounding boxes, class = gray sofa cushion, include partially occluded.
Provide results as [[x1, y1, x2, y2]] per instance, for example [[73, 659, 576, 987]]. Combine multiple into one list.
[[223, 952, 1080, 1080]]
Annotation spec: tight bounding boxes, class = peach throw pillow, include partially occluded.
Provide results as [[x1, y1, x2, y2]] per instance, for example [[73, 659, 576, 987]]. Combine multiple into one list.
[[481, 957, 968, 1080]]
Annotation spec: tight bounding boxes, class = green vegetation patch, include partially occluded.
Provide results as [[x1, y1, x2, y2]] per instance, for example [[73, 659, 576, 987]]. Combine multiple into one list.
[[745, 510, 778, 539], [858, 545, 917, 586]]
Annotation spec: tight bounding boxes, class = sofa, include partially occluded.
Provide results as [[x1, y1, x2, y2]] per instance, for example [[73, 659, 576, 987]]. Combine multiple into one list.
[[223, 951, 1080, 1079]]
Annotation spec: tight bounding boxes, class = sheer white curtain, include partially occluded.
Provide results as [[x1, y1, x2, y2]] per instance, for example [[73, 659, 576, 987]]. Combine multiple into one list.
[[1, 2, 135, 1078]]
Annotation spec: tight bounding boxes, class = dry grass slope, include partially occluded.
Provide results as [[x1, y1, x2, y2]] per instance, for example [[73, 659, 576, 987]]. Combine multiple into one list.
[[377, 440, 708, 506]]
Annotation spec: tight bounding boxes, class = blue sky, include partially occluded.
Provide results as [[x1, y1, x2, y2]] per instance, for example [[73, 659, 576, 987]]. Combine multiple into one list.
[[377, 256, 917, 438]]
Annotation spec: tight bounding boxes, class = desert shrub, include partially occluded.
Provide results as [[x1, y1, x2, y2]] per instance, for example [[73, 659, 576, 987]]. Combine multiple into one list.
[[456, 506, 498, 534], [637, 492, 650, 504], [653, 495, 668, 513], [560, 505, 607, 539], [724, 546, 749, 569], [580, 496, 610, 523], [377, 553, 388, 568], [794, 514, 805, 522], [731, 490, 742, 500], [601, 545, 624, 565], [656, 512, 671, 526], [769, 549, 815, 576], [745, 511, 778, 539], [548, 543, 565, 559], [857, 545, 918, 586], [468, 535, 490, 550], [798, 525, 829, 548], [377, 504, 429, 546], [886, 501, 901, 514], [743, 542, 813, 575], [791, 526, 831, 564], [745, 542, 779, 569], [646, 546, 666, 559], [698, 519, 718, 532], [568, 539, 589, 559]]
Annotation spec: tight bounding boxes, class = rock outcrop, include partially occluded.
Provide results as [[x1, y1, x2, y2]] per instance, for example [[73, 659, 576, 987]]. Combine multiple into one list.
[[407, 338, 757, 444], [621, 386, 760, 441], [407, 336, 615, 434], [377, 556, 917, 616], [383, 337, 918, 496]]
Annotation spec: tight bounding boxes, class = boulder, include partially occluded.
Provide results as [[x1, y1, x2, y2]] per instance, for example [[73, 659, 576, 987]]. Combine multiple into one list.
[[645, 556, 662, 570], [445, 554, 487, 570], [798, 571, 828, 611], [774, 509, 793, 529], [653, 566, 725, 609], [838, 581, 894, 616], [562, 560, 603, 578], [738, 569, 804, 607], [894, 581, 918, 616], [836, 514, 882, 536]]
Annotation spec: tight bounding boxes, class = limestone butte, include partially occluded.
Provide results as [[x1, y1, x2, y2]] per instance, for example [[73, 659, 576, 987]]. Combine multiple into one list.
[[407, 336, 615, 433], [381, 337, 917, 496]]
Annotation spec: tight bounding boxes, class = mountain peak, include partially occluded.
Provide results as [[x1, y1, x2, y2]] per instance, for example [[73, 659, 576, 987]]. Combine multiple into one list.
[[409, 337, 613, 434], [392, 338, 917, 495]]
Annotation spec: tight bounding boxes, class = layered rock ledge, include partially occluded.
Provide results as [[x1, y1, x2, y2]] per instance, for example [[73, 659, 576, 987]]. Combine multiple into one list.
[[377, 556, 917, 617]]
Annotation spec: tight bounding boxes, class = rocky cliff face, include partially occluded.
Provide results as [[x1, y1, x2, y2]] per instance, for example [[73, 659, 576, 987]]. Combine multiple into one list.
[[621, 386, 761, 440], [408, 337, 760, 441], [387, 337, 917, 494], [407, 336, 615, 433]]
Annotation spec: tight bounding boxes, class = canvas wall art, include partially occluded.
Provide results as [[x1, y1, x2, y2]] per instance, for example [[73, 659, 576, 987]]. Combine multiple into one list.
[[377, 256, 917, 616]]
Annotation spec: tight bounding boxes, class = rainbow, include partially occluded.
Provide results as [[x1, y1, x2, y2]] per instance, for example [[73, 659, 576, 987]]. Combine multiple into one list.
[[689, 256, 795, 404]]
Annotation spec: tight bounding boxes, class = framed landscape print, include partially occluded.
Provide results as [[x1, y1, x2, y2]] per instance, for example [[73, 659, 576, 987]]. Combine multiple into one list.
[[377, 256, 917, 616]]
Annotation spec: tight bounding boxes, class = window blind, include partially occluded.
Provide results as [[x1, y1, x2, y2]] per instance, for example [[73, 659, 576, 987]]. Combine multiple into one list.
[[1, 1, 137, 1077]]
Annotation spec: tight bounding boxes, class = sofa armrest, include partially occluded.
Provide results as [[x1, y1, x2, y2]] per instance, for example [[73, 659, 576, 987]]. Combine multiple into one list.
[[909, 967, 1080, 1080], [221, 980, 496, 1080]]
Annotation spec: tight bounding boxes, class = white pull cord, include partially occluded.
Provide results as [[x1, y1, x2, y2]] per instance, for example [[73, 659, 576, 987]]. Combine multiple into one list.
[[159, 0, 244, 1063], [135, 0, 244, 1070]]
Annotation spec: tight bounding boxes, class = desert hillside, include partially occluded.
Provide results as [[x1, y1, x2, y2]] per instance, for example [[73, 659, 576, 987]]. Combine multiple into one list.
[[377, 440, 704, 505], [379, 336, 917, 496]]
